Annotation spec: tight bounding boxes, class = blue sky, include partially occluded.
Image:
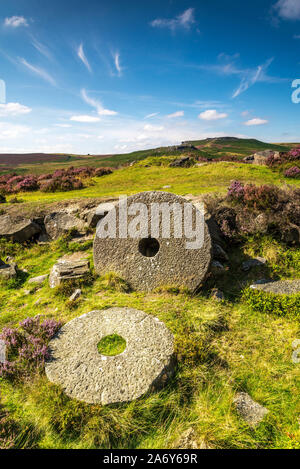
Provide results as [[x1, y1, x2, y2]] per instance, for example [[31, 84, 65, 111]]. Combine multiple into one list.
[[0, 0, 300, 154]]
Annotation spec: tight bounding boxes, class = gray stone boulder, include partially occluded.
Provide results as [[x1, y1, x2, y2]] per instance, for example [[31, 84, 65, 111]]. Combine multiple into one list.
[[252, 150, 280, 166], [44, 212, 86, 240], [45, 308, 175, 405], [234, 392, 269, 427], [28, 274, 48, 285], [49, 252, 90, 288], [69, 288, 82, 302], [213, 243, 229, 262], [83, 202, 117, 228], [0, 215, 41, 242], [211, 288, 225, 302], [242, 257, 267, 272], [250, 279, 300, 295], [0, 260, 18, 280]]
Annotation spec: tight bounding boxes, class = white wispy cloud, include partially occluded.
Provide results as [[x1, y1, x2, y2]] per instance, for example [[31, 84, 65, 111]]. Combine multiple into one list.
[[244, 118, 269, 126], [70, 115, 100, 123], [19, 58, 56, 85], [31, 37, 52, 60], [200, 55, 283, 98], [198, 109, 228, 120], [150, 8, 195, 31], [166, 110, 184, 118], [273, 0, 300, 20], [0, 102, 32, 117], [144, 112, 160, 119], [54, 123, 72, 128], [4, 16, 28, 28], [80, 88, 117, 116], [77, 43, 92, 72], [144, 124, 164, 131], [113, 52, 122, 77]]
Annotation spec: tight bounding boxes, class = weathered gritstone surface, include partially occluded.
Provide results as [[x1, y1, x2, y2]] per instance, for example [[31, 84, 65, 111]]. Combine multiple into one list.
[[251, 279, 300, 295], [93, 191, 212, 292], [45, 308, 175, 405]]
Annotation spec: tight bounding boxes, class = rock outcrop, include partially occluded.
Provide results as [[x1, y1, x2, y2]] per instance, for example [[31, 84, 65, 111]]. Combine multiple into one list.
[[44, 212, 86, 240], [0, 215, 41, 242]]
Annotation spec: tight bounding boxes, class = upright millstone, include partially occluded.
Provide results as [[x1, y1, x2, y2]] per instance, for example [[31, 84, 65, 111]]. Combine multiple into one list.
[[93, 191, 212, 291]]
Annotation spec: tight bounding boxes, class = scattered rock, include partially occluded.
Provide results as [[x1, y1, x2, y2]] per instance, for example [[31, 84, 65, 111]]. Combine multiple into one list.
[[28, 274, 48, 285], [0, 215, 41, 242], [0, 339, 6, 363], [242, 257, 267, 272], [169, 156, 194, 168], [250, 279, 300, 295], [49, 252, 90, 288], [0, 261, 18, 280], [211, 260, 225, 274], [84, 202, 117, 228], [44, 212, 86, 240], [69, 289, 82, 302], [211, 288, 225, 302], [234, 392, 269, 427], [45, 307, 175, 405], [37, 233, 51, 244], [252, 150, 280, 166], [243, 155, 254, 163], [175, 428, 209, 450], [213, 243, 229, 261], [281, 223, 300, 246]]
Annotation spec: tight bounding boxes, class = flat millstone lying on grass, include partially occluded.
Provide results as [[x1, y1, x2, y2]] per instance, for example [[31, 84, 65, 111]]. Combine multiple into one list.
[[250, 279, 300, 295], [45, 308, 175, 405]]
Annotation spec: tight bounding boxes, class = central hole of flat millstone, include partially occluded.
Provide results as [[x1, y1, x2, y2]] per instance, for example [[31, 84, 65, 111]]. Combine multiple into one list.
[[138, 237, 160, 257], [97, 334, 126, 356]]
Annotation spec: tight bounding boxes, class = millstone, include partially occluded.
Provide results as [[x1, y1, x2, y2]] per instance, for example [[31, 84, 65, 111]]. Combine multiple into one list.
[[93, 191, 212, 291], [45, 308, 174, 405]]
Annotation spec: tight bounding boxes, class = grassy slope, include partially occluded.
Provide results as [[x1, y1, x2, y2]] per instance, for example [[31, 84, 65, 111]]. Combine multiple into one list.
[[3, 162, 300, 205], [0, 235, 299, 449], [0, 152, 300, 449]]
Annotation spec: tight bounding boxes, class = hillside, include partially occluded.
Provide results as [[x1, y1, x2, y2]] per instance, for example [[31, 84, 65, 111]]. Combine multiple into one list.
[[0, 137, 297, 175]]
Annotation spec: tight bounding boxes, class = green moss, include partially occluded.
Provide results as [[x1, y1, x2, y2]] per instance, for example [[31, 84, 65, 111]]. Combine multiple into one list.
[[243, 288, 300, 318], [97, 334, 126, 356]]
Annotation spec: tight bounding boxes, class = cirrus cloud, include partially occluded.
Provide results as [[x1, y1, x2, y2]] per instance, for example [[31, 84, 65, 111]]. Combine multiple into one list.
[[150, 8, 195, 31], [166, 110, 184, 118]]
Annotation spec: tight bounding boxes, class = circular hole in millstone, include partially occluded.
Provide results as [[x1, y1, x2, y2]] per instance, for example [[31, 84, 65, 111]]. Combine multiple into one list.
[[97, 334, 126, 357], [138, 237, 160, 257]]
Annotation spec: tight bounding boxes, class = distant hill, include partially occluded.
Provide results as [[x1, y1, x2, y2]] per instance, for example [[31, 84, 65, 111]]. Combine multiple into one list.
[[0, 137, 297, 174]]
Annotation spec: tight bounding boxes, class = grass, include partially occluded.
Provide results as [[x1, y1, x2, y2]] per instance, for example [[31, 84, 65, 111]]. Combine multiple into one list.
[[0, 233, 299, 449], [97, 335, 127, 357], [2, 162, 300, 206]]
